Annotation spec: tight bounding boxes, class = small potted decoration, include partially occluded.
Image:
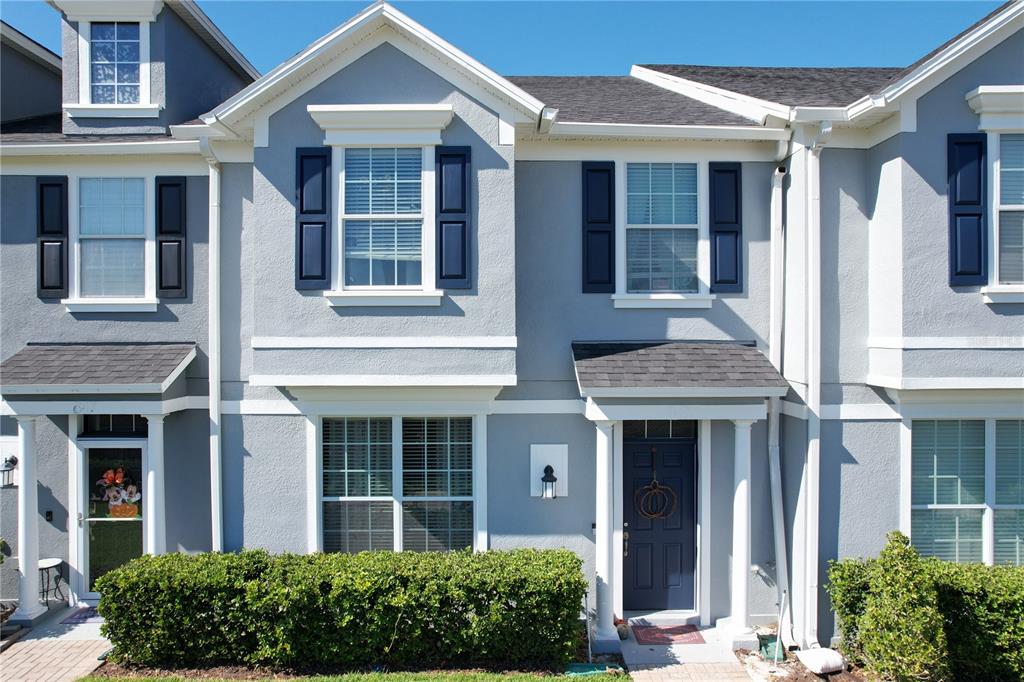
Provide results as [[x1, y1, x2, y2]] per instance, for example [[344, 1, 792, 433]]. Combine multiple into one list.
[[96, 467, 141, 518]]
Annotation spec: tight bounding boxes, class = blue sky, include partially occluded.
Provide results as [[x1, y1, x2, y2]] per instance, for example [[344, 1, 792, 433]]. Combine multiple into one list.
[[0, 1, 1002, 76]]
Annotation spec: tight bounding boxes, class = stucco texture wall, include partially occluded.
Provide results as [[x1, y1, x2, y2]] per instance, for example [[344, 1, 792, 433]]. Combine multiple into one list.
[[899, 28, 1024, 337], [249, 42, 515, 377], [0, 42, 60, 124]]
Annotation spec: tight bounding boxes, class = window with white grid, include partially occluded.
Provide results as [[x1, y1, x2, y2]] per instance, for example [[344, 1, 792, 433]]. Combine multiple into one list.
[[78, 178, 146, 297], [320, 416, 474, 553], [625, 163, 699, 293], [343, 148, 423, 287], [89, 22, 140, 105], [997, 134, 1024, 284], [910, 419, 1024, 565]]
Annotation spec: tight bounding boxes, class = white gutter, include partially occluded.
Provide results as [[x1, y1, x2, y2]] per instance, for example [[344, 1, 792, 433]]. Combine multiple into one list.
[[200, 138, 224, 552], [766, 157, 795, 647], [802, 121, 831, 648]]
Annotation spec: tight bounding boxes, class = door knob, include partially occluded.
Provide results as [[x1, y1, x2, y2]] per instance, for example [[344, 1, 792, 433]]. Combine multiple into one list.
[[623, 531, 629, 557]]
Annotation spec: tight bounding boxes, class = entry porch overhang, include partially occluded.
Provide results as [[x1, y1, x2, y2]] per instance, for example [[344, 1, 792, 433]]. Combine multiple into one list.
[[572, 341, 787, 651]]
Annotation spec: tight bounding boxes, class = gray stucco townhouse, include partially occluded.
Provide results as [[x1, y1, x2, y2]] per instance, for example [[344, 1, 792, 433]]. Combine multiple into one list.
[[1, 0, 1022, 653]]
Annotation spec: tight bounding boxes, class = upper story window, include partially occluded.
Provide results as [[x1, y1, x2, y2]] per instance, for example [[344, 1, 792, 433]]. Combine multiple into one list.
[[78, 178, 147, 297], [997, 133, 1024, 285], [625, 162, 699, 294], [343, 148, 424, 287], [89, 22, 140, 105]]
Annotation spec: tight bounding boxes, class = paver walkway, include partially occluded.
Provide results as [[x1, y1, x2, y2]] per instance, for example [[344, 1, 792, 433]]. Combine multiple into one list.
[[1, 606, 109, 682], [620, 621, 755, 682]]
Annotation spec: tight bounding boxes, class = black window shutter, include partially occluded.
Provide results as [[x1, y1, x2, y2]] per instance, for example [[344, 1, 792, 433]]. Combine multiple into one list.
[[709, 162, 743, 293], [295, 147, 331, 290], [947, 133, 987, 286], [582, 161, 615, 293], [36, 176, 68, 299], [436, 146, 472, 289], [156, 176, 187, 298]]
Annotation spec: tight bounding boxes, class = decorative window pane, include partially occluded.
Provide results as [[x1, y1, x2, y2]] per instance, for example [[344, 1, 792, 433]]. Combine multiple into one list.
[[911, 420, 985, 506], [994, 510, 1024, 566], [626, 227, 698, 293], [344, 148, 421, 215], [998, 212, 1024, 284], [402, 501, 473, 552], [80, 239, 145, 297], [626, 163, 697, 225], [911, 509, 983, 563], [322, 501, 394, 553], [1000, 134, 1024, 205], [344, 220, 422, 286], [322, 417, 392, 497], [402, 417, 473, 498], [996, 420, 1024, 505], [90, 22, 139, 105]]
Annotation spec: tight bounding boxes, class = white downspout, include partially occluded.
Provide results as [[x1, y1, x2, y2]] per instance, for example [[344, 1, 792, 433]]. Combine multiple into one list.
[[803, 122, 831, 648], [200, 138, 223, 552], [767, 159, 795, 647]]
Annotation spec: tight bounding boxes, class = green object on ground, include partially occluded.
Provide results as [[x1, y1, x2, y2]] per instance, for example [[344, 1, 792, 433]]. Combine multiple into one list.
[[566, 663, 624, 676], [757, 634, 783, 661]]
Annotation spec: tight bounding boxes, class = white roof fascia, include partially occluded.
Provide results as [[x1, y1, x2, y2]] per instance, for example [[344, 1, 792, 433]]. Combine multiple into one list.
[[0, 21, 62, 74], [0, 139, 202, 156], [169, 123, 225, 140], [168, 0, 260, 80], [846, 2, 1024, 123], [547, 121, 790, 142], [630, 64, 789, 125], [202, 2, 543, 136]]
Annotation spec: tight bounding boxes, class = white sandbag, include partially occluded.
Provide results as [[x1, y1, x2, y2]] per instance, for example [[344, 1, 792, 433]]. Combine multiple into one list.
[[794, 647, 845, 674]]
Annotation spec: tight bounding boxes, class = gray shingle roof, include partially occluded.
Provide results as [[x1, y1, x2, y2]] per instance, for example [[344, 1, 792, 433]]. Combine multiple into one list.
[[639, 65, 903, 107], [572, 341, 787, 393], [507, 76, 758, 126], [1, 342, 196, 391]]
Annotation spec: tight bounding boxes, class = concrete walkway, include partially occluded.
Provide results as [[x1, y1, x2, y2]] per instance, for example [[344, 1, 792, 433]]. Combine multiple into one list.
[[1, 605, 109, 682], [620, 623, 754, 682]]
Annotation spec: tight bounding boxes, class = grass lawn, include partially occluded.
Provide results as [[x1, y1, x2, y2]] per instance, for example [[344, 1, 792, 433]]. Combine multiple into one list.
[[80, 674, 623, 682]]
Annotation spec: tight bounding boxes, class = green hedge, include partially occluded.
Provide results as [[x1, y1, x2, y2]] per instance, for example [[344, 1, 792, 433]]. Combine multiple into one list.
[[96, 549, 587, 670], [827, 531, 1024, 682]]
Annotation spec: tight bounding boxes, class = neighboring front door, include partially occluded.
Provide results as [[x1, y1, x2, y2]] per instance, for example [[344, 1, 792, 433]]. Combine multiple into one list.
[[82, 447, 145, 598], [623, 439, 697, 611]]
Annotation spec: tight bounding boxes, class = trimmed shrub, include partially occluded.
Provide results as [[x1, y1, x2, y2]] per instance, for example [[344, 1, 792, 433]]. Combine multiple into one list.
[[827, 531, 1024, 682], [96, 549, 586, 670]]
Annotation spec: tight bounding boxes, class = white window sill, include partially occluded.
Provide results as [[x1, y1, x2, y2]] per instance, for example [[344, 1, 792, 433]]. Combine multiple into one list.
[[324, 290, 444, 307], [64, 104, 162, 119], [611, 293, 715, 309], [62, 298, 159, 313], [981, 285, 1024, 304]]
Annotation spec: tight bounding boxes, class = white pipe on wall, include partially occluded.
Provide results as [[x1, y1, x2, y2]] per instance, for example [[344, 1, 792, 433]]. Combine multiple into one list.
[[202, 140, 224, 552]]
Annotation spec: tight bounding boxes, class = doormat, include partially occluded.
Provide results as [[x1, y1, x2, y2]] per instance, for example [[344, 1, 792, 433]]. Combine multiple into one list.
[[631, 624, 705, 645], [60, 607, 103, 624]]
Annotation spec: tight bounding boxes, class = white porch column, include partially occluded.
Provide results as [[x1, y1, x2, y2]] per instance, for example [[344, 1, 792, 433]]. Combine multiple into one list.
[[594, 420, 617, 645], [144, 414, 166, 555], [731, 419, 754, 633], [12, 416, 46, 623]]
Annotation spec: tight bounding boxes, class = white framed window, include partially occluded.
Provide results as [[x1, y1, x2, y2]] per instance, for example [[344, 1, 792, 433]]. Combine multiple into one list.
[[67, 16, 158, 118], [994, 133, 1024, 285], [909, 419, 1024, 565], [612, 159, 711, 309], [65, 175, 157, 312], [342, 148, 425, 288], [319, 416, 475, 553]]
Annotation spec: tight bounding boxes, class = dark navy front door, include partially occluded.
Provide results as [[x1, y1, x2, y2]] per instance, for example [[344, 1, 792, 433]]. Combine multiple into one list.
[[623, 439, 697, 611]]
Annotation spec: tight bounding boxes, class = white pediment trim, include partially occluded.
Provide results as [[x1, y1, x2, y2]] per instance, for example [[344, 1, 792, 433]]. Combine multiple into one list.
[[966, 85, 1024, 131], [201, 2, 543, 143], [308, 104, 454, 146], [52, 0, 163, 22]]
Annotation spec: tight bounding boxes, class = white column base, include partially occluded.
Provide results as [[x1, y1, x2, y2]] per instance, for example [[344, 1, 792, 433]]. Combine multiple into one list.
[[715, 616, 759, 650], [9, 600, 49, 626]]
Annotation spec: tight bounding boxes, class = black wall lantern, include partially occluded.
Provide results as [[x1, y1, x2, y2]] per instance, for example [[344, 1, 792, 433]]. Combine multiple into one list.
[[1, 455, 18, 487], [541, 464, 558, 499]]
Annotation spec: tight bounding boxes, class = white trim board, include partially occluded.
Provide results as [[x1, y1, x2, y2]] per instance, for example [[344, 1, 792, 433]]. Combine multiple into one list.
[[248, 374, 518, 388], [0, 395, 205, 416], [867, 336, 1024, 349], [251, 336, 518, 349], [866, 375, 1024, 390]]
